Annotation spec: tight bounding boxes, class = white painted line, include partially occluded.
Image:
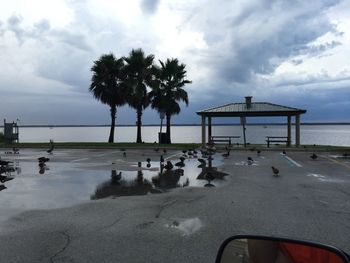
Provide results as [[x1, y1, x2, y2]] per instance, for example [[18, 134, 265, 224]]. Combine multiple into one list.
[[164, 152, 182, 161], [96, 151, 120, 157], [280, 153, 302, 167], [70, 157, 89, 162]]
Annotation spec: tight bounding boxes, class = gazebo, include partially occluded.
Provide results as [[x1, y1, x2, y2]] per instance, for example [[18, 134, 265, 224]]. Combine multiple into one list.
[[196, 97, 306, 147]]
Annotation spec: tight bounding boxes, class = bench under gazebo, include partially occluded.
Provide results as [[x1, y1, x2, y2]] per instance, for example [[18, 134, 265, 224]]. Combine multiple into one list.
[[196, 97, 306, 147]]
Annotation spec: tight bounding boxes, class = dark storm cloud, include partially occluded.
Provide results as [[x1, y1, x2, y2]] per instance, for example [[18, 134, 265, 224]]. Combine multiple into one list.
[[140, 0, 160, 14], [192, 0, 341, 84]]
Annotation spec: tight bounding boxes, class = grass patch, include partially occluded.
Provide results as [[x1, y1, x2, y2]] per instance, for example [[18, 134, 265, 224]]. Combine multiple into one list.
[[0, 142, 201, 150]]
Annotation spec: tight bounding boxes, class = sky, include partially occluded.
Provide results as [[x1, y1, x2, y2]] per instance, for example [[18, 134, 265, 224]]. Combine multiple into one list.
[[0, 0, 349, 125]]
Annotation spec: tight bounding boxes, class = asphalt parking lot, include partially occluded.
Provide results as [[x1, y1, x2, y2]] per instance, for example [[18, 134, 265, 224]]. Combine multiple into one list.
[[0, 148, 349, 263]]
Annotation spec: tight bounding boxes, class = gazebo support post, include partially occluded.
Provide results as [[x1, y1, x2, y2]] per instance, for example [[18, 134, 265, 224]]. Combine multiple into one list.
[[208, 117, 212, 144], [295, 114, 301, 147], [201, 115, 206, 147], [287, 116, 291, 146]]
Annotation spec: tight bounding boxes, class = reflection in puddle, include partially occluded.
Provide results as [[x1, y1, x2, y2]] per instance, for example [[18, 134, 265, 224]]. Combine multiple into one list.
[[167, 217, 203, 236], [0, 150, 227, 221], [91, 156, 227, 199]]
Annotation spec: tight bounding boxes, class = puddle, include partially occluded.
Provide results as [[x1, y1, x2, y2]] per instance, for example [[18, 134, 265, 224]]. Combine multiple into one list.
[[0, 150, 227, 222], [166, 217, 203, 236]]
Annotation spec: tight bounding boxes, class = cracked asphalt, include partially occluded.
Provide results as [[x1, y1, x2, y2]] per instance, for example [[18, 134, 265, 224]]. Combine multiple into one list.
[[0, 149, 349, 262]]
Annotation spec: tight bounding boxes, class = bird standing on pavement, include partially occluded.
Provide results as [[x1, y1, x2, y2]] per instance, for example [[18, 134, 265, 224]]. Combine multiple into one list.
[[164, 161, 173, 170], [310, 153, 318, 160], [271, 166, 279, 177], [47, 139, 54, 154]]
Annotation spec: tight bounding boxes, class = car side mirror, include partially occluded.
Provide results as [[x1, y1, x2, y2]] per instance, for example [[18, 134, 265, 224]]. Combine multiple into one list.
[[216, 235, 349, 263]]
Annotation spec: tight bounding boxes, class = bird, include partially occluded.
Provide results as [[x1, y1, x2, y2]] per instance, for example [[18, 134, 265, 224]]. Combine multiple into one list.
[[0, 175, 8, 183], [146, 158, 151, 163], [257, 150, 261, 156], [342, 153, 349, 158], [12, 147, 19, 154], [222, 151, 230, 158], [175, 161, 185, 168], [38, 157, 50, 163], [247, 157, 253, 165], [163, 149, 167, 154], [47, 139, 54, 154], [160, 155, 164, 163], [193, 150, 198, 154], [198, 158, 206, 164], [38, 162, 46, 168], [282, 150, 287, 155], [123, 152, 126, 157], [179, 156, 186, 162], [164, 161, 173, 170], [271, 166, 279, 177], [310, 153, 318, 160], [182, 150, 187, 154], [111, 171, 122, 181], [0, 160, 13, 166]]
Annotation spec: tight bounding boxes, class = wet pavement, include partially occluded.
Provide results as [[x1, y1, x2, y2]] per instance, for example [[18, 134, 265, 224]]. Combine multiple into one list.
[[0, 148, 227, 222], [0, 148, 349, 263]]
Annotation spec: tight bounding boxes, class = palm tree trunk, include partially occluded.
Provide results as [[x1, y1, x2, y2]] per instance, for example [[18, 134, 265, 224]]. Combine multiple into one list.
[[108, 105, 116, 143], [166, 113, 171, 144], [136, 107, 142, 143]]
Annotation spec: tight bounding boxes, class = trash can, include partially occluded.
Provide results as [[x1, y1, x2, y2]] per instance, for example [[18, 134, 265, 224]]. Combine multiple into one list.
[[158, 132, 167, 144]]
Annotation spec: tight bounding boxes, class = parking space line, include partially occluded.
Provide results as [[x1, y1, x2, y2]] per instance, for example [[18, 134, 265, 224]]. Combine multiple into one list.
[[71, 157, 89, 162], [280, 153, 302, 167], [321, 155, 350, 169]]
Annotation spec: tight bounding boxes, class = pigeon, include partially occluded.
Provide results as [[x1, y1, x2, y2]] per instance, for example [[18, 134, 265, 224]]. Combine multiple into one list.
[[146, 158, 151, 163], [175, 161, 185, 168], [47, 139, 54, 154], [0, 160, 13, 166], [182, 150, 187, 154], [164, 161, 173, 170], [163, 149, 167, 154], [179, 156, 186, 162], [198, 158, 206, 164], [272, 166, 279, 177], [342, 153, 349, 158], [38, 157, 50, 163], [123, 152, 126, 157], [222, 151, 230, 158], [257, 150, 261, 156], [193, 150, 198, 154], [282, 150, 287, 155], [310, 153, 318, 160], [111, 171, 122, 181], [247, 157, 254, 165]]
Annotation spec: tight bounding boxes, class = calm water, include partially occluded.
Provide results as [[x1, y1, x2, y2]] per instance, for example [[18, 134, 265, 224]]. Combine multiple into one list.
[[18, 125, 350, 146]]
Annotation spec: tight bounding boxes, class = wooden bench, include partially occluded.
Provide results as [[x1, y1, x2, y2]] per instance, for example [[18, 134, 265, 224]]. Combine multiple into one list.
[[210, 136, 240, 146], [266, 136, 289, 148]]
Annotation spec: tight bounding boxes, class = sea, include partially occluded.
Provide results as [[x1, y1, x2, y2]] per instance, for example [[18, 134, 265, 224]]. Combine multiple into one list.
[[16, 124, 350, 146]]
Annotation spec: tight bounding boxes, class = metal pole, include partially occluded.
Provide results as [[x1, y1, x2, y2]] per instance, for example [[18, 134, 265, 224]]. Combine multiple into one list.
[[287, 116, 291, 146], [201, 115, 206, 147], [243, 123, 246, 147], [295, 114, 300, 147], [208, 117, 212, 144]]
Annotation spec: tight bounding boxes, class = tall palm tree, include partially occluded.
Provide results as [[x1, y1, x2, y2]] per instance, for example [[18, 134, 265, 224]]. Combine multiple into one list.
[[123, 48, 155, 143], [150, 58, 190, 144], [90, 53, 127, 143]]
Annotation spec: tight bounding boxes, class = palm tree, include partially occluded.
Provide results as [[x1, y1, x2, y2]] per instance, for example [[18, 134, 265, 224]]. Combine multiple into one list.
[[150, 58, 190, 144], [123, 48, 155, 143], [90, 53, 127, 143]]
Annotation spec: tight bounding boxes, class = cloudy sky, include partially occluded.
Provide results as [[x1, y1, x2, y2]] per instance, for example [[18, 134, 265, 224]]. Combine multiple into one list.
[[0, 0, 349, 125]]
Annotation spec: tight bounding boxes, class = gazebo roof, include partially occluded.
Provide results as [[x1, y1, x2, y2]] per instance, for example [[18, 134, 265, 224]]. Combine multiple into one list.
[[197, 101, 306, 117]]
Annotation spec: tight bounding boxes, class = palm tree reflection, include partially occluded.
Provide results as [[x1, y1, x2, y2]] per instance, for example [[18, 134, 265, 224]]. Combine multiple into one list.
[[91, 169, 155, 200]]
